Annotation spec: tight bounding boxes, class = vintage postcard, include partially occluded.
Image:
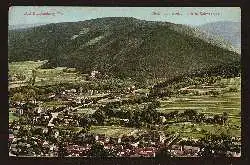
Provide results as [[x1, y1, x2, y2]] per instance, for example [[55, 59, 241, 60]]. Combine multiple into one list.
[[8, 7, 241, 157]]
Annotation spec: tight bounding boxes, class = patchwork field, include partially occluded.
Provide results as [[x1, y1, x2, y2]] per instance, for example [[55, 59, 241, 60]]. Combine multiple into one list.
[[9, 61, 85, 88], [165, 122, 241, 139], [90, 126, 138, 138], [158, 77, 241, 138], [158, 77, 240, 115]]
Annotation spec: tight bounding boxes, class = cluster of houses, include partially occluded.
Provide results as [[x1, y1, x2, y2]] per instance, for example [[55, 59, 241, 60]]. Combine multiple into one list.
[[60, 131, 167, 157], [9, 119, 241, 157], [9, 127, 59, 157], [169, 144, 200, 157], [9, 81, 241, 157], [9, 118, 213, 158]]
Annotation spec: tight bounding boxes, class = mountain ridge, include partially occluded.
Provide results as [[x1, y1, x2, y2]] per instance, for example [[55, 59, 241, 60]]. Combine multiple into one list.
[[8, 17, 240, 81]]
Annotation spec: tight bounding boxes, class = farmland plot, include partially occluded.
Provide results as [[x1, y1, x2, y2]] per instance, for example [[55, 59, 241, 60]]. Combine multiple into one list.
[[90, 126, 138, 138], [159, 77, 241, 138], [158, 77, 240, 116], [9, 61, 85, 88]]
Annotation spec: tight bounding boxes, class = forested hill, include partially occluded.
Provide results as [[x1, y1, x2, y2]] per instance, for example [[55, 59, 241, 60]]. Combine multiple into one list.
[[8, 17, 240, 80]]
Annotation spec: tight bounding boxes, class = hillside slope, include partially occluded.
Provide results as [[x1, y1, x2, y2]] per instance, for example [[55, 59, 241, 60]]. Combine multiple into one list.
[[8, 17, 240, 80]]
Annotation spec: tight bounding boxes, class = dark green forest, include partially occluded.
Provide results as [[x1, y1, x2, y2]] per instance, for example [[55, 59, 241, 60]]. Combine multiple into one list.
[[8, 17, 240, 81]]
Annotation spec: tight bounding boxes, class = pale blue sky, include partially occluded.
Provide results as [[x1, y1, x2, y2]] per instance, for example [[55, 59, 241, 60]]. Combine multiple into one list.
[[9, 7, 241, 26]]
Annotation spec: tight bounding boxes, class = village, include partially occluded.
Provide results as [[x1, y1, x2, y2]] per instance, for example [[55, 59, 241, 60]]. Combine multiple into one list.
[[8, 70, 241, 157]]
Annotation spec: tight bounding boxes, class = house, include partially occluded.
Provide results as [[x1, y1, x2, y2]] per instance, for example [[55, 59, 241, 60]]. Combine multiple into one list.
[[183, 145, 200, 155]]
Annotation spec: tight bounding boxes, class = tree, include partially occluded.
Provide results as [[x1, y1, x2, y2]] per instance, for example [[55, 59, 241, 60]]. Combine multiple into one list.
[[125, 110, 134, 120], [198, 146, 214, 157], [138, 140, 145, 148], [105, 108, 115, 117], [213, 114, 222, 124], [87, 142, 115, 157], [92, 110, 106, 124], [151, 100, 160, 109], [79, 114, 91, 128], [198, 113, 205, 123], [31, 69, 37, 86], [222, 112, 228, 125], [183, 109, 197, 121], [167, 111, 179, 122]]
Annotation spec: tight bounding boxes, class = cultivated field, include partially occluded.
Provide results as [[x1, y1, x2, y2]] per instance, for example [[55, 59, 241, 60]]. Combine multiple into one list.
[[158, 77, 241, 138], [9, 61, 85, 88], [90, 126, 138, 138]]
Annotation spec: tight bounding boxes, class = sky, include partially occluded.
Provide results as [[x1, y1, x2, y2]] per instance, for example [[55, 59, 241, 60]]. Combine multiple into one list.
[[9, 7, 241, 26]]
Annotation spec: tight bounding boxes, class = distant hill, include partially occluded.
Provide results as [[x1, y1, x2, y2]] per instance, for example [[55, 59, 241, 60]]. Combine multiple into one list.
[[9, 23, 49, 30], [197, 21, 241, 53], [8, 17, 240, 81]]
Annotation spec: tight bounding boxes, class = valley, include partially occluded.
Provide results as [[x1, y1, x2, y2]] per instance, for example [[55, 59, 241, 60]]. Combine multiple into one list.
[[8, 60, 241, 157]]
